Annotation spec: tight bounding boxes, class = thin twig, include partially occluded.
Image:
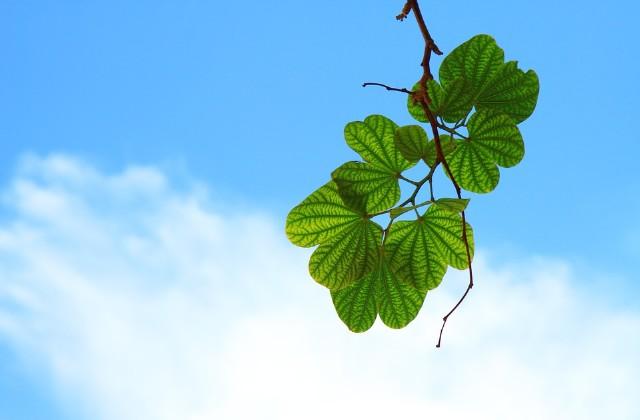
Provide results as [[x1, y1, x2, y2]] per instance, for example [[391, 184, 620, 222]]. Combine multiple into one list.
[[362, 82, 412, 94]]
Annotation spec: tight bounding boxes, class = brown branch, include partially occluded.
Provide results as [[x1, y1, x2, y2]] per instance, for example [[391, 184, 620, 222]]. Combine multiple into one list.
[[362, 82, 412, 94], [396, 2, 412, 21], [406, 0, 474, 348]]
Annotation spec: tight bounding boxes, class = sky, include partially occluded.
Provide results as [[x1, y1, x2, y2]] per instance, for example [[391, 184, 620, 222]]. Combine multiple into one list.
[[0, 0, 639, 419]]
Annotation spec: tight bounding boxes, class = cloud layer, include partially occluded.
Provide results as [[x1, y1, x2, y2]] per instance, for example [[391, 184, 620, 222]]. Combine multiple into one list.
[[0, 154, 638, 420]]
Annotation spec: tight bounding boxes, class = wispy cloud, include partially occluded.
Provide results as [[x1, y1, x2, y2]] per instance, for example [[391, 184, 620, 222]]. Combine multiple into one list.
[[0, 154, 638, 420]]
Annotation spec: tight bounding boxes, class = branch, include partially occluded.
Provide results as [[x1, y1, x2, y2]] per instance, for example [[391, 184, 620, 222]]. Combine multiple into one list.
[[362, 82, 412, 94], [407, 0, 474, 348]]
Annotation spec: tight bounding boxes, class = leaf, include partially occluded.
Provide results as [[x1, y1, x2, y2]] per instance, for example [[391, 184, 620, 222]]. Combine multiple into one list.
[[376, 259, 426, 329], [476, 61, 540, 123], [433, 198, 469, 213], [445, 109, 523, 193], [439, 34, 504, 95], [467, 109, 524, 167], [309, 219, 382, 290], [285, 181, 364, 247], [385, 220, 448, 291], [422, 206, 474, 270], [394, 125, 429, 163], [331, 268, 378, 333], [407, 82, 429, 123], [331, 251, 426, 332], [427, 79, 474, 123], [424, 135, 456, 167], [332, 162, 400, 214], [344, 115, 414, 173], [446, 140, 500, 193]]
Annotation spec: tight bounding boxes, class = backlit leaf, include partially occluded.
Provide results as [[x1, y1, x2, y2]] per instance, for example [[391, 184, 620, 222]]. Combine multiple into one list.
[[344, 115, 414, 173], [332, 161, 400, 214], [394, 125, 429, 163], [285, 181, 363, 247], [433, 198, 470, 213], [427, 78, 474, 123], [309, 219, 382, 290]]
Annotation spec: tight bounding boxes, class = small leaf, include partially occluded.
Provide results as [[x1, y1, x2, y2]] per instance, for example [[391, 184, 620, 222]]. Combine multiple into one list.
[[394, 125, 429, 163], [427, 79, 474, 123], [309, 219, 382, 290], [344, 115, 414, 173], [433, 198, 470, 213], [476, 61, 540, 123], [407, 82, 429, 123], [389, 206, 414, 219], [285, 181, 363, 247], [439, 34, 504, 95], [332, 162, 400, 214]]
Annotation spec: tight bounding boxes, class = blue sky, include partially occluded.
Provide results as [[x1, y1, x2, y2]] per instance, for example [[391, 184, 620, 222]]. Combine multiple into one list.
[[1, 1, 639, 419]]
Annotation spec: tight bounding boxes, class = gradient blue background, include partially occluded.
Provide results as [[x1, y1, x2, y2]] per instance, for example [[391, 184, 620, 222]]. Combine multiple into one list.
[[1, 0, 639, 417]]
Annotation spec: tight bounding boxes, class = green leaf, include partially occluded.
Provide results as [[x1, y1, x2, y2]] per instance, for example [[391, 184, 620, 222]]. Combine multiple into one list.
[[476, 61, 540, 123], [445, 109, 523, 193], [394, 125, 429, 163], [309, 219, 382, 290], [344, 115, 414, 173], [422, 206, 474, 270], [331, 268, 378, 333], [407, 82, 429, 123], [433, 198, 469, 213], [446, 139, 500, 193], [376, 259, 426, 329], [332, 162, 401, 214], [285, 181, 363, 247], [331, 252, 426, 332], [439, 34, 504, 95], [427, 79, 474, 123], [385, 220, 448, 291], [468, 109, 524, 167], [424, 135, 456, 167]]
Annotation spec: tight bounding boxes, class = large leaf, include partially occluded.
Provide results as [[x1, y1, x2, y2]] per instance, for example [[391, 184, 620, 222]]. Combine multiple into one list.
[[467, 109, 524, 167], [332, 161, 400, 214], [344, 115, 414, 173], [331, 252, 426, 332], [445, 109, 523, 193], [394, 125, 429, 163], [385, 205, 474, 290], [446, 140, 500, 193], [385, 220, 448, 291], [422, 206, 474, 270], [476, 61, 540, 123], [285, 181, 363, 247], [331, 269, 378, 333], [439, 34, 504, 95], [427, 78, 474, 123], [309, 219, 382, 290]]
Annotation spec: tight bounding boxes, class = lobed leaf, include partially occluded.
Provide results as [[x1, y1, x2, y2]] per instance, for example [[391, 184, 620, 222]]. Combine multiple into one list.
[[427, 78, 474, 123], [476, 61, 540, 123], [439, 34, 504, 95], [285, 181, 363, 247], [422, 206, 474, 270], [332, 161, 400, 214], [394, 125, 429, 163], [467, 109, 524, 167], [309, 219, 382, 290], [446, 140, 500, 193], [331, 252, 426, 332], [344, 115, 414, 173]]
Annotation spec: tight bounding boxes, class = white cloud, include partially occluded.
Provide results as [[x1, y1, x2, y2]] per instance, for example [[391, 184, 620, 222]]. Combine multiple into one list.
[[0, 154, 638, 420]]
